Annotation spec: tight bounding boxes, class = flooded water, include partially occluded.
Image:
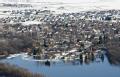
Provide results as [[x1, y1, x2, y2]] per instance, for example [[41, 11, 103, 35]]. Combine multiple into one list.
[[1, 50, 120, 77]]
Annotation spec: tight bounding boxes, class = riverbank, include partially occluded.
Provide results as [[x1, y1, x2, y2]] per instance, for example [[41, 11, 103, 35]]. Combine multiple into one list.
[[106, 40, 120, 65], [0, 63, 44, 77]]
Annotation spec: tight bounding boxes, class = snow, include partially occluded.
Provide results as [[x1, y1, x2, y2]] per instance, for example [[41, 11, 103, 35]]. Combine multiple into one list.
[[0, 0, 120, 3], [0, 1, 120, 11], [21, 21, 42, 25], [0, 0, 120, 17], [0, 0, 99, 3], [7, 54, 21, 59], [69, 48, 77, 53], [0, 0, 120, 4]]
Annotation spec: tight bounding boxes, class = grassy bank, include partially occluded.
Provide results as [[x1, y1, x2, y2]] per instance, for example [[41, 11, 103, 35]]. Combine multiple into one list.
[[0, 63, 44, 77], [106, 40, 120, 66]]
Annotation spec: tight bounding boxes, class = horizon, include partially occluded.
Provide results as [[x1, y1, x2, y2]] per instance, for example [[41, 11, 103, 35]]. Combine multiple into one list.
[[0, 0, 120, 3]]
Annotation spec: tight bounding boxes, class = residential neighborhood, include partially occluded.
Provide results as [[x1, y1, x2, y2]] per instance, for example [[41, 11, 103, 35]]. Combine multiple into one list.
[[0, 1, 120, 77]]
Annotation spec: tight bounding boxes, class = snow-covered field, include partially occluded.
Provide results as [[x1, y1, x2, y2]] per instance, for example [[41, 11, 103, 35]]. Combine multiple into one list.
[[0, 1, 120, 11], [0, 0, 119, 3], [0, 0, 99, 3], [0, 0, 120, 16]]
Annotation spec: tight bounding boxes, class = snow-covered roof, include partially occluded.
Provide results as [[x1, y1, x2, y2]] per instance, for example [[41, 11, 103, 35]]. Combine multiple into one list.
[[21, 21, 42, 25]]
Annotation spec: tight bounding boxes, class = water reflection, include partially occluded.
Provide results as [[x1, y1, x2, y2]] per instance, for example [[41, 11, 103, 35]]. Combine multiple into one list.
[[33, 50, 105, 67], [45, 60, 51, 66], [1, 48, 120, 77], [1, 48, 120, 67], [18, 48, 120, 67]]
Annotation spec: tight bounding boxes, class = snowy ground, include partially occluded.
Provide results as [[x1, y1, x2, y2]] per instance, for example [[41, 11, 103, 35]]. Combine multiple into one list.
[[0, 0, 120, 17], [0, 1, 120, 11]]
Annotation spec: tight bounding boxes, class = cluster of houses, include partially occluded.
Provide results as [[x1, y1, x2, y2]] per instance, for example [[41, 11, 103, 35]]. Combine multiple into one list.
[[28, 47, 105, 66], [0, 9, 120, 62], [1, 9, 120, 23], [0, 9, 52, 23]]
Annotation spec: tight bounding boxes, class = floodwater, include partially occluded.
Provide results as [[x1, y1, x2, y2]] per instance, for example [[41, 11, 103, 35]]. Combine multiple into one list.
[[1, 50, 120, 77]]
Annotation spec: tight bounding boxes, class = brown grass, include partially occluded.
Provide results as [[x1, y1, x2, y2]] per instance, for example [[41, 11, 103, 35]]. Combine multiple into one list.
[[0, 63, 44, 77], [106, 40, 120, 65]]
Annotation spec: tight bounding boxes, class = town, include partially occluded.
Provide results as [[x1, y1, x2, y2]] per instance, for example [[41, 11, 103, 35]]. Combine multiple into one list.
[[0, 1, 120, 77], [0, 9, 120, 64]]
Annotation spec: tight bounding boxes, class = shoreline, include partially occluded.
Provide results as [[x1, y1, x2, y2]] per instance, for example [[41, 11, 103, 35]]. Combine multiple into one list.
[[0, 63, 44, 77]]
